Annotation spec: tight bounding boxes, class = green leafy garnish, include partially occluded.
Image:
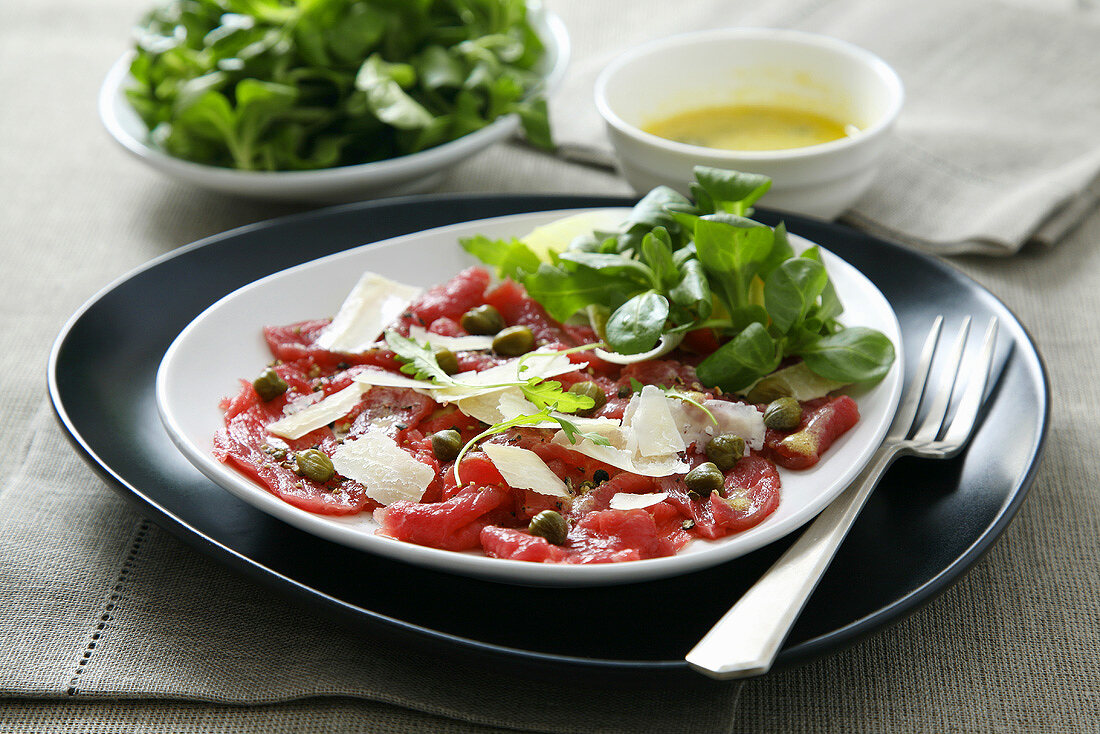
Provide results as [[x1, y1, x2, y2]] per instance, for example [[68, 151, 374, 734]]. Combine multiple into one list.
[[553, 416, 612, 446], [127, 0, 553, 171], [519, 380, 591, 413], [460, 166, 896, 391], [664, 390, 717, 426], [452, 407, 610, 486], [383, 330, 610, 485], [383, 331, 457, 385]]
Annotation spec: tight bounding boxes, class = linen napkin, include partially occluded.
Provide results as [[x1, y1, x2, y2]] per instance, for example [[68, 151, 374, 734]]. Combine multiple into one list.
[[547, 0, 1100, 255]]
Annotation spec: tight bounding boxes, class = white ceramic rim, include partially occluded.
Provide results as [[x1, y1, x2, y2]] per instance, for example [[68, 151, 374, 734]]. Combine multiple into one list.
[[593, 27, 905, 162], [155, 208, 903, 587], [98, 8, 570, 184]]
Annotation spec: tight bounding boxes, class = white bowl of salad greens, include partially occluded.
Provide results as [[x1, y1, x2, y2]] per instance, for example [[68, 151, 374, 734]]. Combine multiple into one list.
[[100, 0, 568, 202]]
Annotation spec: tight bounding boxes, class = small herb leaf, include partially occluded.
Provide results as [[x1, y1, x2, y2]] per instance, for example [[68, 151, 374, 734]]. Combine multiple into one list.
[[384, 331, 456, 385]]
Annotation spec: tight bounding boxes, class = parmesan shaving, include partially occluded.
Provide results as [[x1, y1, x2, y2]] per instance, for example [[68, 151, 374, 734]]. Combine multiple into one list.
[[353, 369, 435, 391], [454, 387, 540, 426], [551, 387, 688, 476], [670, 399, 766, 451], [315, 272, 422, 353], [281, 392, 322, 416], [624, 385, 686, 457], [609, 492, 668, 510], [266, 384, 367, 440], [482, 443, 570, 498], [550, 430, 689, 477], [432, 351, 576, 402], [408, 325, 494, 352], [330, 430, 435, 506]]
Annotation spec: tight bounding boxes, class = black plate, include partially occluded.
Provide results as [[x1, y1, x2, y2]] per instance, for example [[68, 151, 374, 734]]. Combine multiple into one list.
[[49, 195, 1049, 682]]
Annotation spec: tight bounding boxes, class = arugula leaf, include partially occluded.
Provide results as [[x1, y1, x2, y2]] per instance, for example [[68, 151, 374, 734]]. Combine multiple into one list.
[[459, 235, 541, 281], [555, 416, 613, 446], [453, 408, 609, 486], [523, 263, 636, 322], [453, 408, 553, 485], [664, 390, 717, 425], [519, 379, 593, 413], [383, 331, 456, 384]]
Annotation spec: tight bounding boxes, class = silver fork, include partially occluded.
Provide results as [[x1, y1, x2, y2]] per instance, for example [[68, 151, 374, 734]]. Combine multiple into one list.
[[685, 315, 1000, 680]]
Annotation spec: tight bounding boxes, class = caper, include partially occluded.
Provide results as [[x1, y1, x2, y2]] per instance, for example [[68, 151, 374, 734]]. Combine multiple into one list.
[[746, 376, 791, 405], [684, 462, 725, 497], [593, 469, 610, 484], [528, 510, 569, 545], [431, 429, 463, 462], [460, 304, 505, 335], [705, 434, 745, 471], [492, 325, 535, 356], [252, 367, 288, 402], [568, 381, 607, 415], [434, 348, 459, 375], [295, 449, 334, 483], [764, 397, 803, 431], [617, 382, 633, 398]]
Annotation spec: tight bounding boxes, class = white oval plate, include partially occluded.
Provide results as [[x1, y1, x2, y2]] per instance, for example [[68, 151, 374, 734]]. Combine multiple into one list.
[[156, 209, 903, 586]]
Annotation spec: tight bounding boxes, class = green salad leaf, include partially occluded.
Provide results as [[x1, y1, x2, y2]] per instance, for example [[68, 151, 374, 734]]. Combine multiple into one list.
[[127, 0, 552, 171], [460, 166, 896, 392]]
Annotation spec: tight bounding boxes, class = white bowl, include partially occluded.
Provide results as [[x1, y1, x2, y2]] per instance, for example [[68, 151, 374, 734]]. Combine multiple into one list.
[[99, 8, 569, 203], [594, 28, 903, 220]]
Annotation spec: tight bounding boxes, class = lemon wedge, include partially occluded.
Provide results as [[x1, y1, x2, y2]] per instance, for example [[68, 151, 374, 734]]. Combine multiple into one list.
[[520, 209, 627, 262]]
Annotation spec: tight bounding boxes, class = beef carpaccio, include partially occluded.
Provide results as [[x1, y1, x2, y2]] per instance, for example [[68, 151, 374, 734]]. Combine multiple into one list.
[[214, 265, 860, 564]]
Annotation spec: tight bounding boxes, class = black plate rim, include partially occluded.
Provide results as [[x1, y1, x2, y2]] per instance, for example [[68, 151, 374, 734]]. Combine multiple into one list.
[[47, 193, 1050, 675]]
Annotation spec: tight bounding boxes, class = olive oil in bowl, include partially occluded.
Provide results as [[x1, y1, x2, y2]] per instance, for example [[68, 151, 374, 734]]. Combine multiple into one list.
[[644, 104, 854, 152]]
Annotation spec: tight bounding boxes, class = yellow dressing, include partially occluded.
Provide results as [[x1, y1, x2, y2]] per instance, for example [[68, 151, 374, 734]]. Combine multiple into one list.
[[643, 104, 853, 152]]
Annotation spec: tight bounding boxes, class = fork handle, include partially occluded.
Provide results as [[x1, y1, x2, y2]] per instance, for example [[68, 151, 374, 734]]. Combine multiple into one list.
[[685, 444, 902, 679]]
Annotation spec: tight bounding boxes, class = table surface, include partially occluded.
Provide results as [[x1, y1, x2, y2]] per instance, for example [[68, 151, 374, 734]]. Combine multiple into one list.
[[2, 0, 1099, 731]]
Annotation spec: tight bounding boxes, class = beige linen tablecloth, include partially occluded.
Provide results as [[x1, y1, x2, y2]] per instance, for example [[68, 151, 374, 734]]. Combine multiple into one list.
[[2, 0, 1099, 731]]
